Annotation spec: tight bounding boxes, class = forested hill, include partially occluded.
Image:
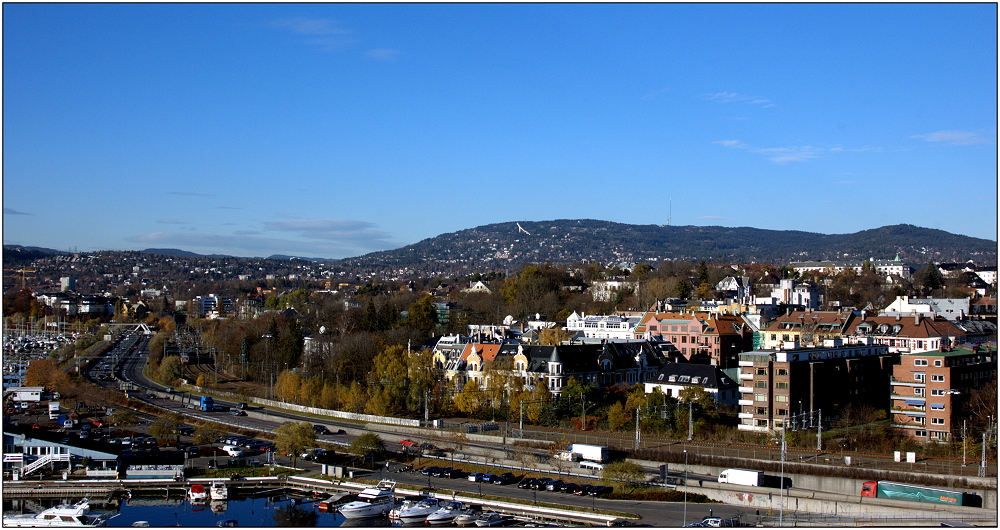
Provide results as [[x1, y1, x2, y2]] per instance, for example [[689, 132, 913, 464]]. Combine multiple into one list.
[[338, 221, 997, 273]]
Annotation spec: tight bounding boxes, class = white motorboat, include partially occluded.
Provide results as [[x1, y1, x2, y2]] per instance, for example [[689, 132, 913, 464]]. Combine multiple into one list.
[[2, 498, 116, 527], [474, 512, 514, 527], [338, 480, 396, 519], [186, 484, 208, 503], [396, 497, 442, 524], [452, 505, 484, 526], [425, 501, 467, 525], [209, 481, 229, 501]]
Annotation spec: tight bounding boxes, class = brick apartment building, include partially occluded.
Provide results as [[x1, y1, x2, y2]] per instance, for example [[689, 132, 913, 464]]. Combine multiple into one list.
[[736, 340, 894, 433], [890, 345, 997, 442]]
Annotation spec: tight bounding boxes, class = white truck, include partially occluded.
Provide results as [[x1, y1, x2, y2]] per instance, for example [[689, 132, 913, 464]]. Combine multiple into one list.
[[717, 468, 764, 487], [568, 444, 609, 463], [554, 451, 579, 461]]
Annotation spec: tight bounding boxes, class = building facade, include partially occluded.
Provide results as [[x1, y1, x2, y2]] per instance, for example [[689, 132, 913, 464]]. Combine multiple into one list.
[[736, 341, 893, 433], [889, 346, 997, 443]]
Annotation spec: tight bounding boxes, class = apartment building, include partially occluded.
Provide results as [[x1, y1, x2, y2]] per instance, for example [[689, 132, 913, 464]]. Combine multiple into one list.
[[736, 340, 893, 433], [565, 312, 643, 340], [638, 312, 751, 368], [844, 313, 966, 353], [889, 346, 997, 443], [761, 310, 857, 349]]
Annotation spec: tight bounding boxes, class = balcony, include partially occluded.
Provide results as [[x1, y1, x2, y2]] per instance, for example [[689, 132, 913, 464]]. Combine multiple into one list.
[[738, 399, 753, 406], [738, 361, 755, 367], [891, 408, 926, 417], [739, 386, 754, 394], [891, 394, 924, 402], [738, 412, 754, 419], [738, 372, 754, 380], [890, 377, 925, 387]]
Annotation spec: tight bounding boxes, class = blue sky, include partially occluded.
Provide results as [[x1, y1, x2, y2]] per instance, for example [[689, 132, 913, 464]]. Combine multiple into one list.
[[3, 3, 997, 259]]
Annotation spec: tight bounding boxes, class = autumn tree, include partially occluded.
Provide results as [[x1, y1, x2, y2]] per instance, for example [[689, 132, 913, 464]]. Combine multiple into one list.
[[601, 461, 646, 493], [367, 345, 408, 416], [606, 402, 630, 431], [454, 379, 484, 415], [274, 421, 316, 468], [23, 359, 73, 394], [157, 355, 182, 385]]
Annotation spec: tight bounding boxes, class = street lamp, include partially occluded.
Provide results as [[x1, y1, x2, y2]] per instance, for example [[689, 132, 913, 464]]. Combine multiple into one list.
[[682, 449, 688, 525]]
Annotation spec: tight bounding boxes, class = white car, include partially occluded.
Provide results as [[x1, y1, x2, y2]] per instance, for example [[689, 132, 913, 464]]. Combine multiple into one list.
[[222, 445, 244, 457]]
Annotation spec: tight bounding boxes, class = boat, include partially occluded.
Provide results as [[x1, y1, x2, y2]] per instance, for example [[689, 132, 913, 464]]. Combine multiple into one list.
[[425, 501, 468, 526], [475, 512, 515, 527], [396, 497, 443, 524], [130, 523, 149, 528], [186, 484, 208, 503], [388, 495, 425, 521], [216, 520, 238, 527], [338, 480, 396, 519], [210, 500, 227, 514], [210, 481, 229, 501], [453, 505, 484, 526], [2, 498, 117, 527], [315, 492, 356, 513]]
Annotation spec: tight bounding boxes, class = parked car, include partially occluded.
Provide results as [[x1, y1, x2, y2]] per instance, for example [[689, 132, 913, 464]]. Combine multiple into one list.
[[468, 472, 484, 482], [587, 485, 611, 496], [534, 478, 553, 490], [493, 472, 516, 485], [545, 480, 564, 492], [480, 473, 498, 483], [559, 482, 578, 493], [420, 466, 441, 476], [444, 468, 466, 479], [312, 425, 330, 435], [572, 484, 590, 495], [518, 478, 538, 489]]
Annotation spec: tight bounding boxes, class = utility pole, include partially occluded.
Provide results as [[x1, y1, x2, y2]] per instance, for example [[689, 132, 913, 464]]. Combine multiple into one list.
[[424, 390, 429, 426], [687, 400, 693, 441], [582, 396, 586, 431], [816, 409, 822, 451], [635, 406, 641, 450], [962, 420, 967, 467], [519, 401, 524, 437]]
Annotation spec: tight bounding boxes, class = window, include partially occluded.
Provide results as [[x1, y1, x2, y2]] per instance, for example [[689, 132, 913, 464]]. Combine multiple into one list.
[[756, 407, 767, 415], [776, 408, 787, 416], [930, 389, 945, 396], [934, 360, 943, 367], [777, 369, 788, 376], [914, 359, 928, 366], [667, 375, 677, 382], [914, 387, 925, 396], [756, 368, 768, 376], [915, 430, 926, 437], [914, 373, 925, 382], [649, 325, 657, 332], [776, 382, 788, 389], [931, 418, 945, 425], [754, 393, 767, 402], [775, 395, 789, 402], [756, 419, 769, 427], [671, 326, 678, 332], [678, 375, 691, 383], [754, 381, 767, 388], [782, 334, 790, 341], [930, 403, 945, 410], [682, 336, 688, 343], [770, 334, 777, 341], [931, 375, 945, 382]]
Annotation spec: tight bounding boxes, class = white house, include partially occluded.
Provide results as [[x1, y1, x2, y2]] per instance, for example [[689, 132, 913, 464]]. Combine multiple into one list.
[[644, 363, 740, 407], [882, 296, 970, 321], [565, 312, 643, 340]]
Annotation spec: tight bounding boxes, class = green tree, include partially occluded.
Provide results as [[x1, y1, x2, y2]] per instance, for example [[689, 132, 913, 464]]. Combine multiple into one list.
[[108, 409, 139, 428], [349, 432, 386, 465], [157, 355, 182, 384], [407, 295, 438, 336], [147, 417, 179, 442], [367, 345, 408, 416], [606, 401, 630, 431], [601, 461, 646, 493], [274, 421, 316, 469]]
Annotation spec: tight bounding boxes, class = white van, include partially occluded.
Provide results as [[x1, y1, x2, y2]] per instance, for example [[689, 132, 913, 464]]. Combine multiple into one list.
[[222, 445, 244, 457], [579, 460, 604, 472]]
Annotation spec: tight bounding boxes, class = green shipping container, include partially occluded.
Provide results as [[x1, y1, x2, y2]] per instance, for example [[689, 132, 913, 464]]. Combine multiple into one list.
[[877, 481, 966, 506]]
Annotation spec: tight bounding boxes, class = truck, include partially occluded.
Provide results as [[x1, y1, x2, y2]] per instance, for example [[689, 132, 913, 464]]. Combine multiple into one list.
[[554, 451, 580, 462], [199, 396, 229, 412], [717, 468, 764, 487], [568, 444, 609, 463], [860, 480, 979, 507]]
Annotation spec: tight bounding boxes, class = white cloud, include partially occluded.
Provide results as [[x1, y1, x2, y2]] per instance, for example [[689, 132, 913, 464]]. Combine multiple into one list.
[[271, 17, 352, 36], [911, 130, 988, 145], [714, 140, 746, 148], [365, 48, 400, 61], [156, 219, 185, 225], [701, 92, 774, 107], [713, 140, 842, 164], [264, 217, 393, 244]]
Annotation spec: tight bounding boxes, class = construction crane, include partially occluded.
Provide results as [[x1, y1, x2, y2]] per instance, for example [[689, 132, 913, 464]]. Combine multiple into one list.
[[17, 268, 36, 290]]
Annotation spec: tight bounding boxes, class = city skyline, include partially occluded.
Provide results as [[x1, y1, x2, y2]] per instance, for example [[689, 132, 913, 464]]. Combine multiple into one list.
[[3, 3, 997, 259]]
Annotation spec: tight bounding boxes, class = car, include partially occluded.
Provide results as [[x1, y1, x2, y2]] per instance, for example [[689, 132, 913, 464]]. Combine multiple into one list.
[[468, 472, 484, 482], [559, 482, 578, 493], [480, 473, 498, 483], [545, 480, 564, 492], [229, 409, 247, 416], [431, 467, 451, 477], [312, 425, 330, 435], [533, 478, 552, 490], [164, 387, 174, 393], [701, 517, 734, 527], [178, 427, 194, 436], [237, 402, 248, 409], [572, 484, 590, 495], [443, 468, 466, 479], [420, 466, 441, 476], [587, 485, 611, 496], [145, 393, 156, 399], [493, 472, 516, 485], [518, 478, 538, 489]]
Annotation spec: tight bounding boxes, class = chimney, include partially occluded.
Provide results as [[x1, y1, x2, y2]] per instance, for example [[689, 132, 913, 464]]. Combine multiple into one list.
[[914, 314, 920, 326]]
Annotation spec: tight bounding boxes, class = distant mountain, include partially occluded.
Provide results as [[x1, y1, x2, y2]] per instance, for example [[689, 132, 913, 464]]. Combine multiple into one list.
[[268, 254, 339, 263], [140, 248, 235, 258], [337, 220, 997, 273], [3, 245, 71, 263]]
